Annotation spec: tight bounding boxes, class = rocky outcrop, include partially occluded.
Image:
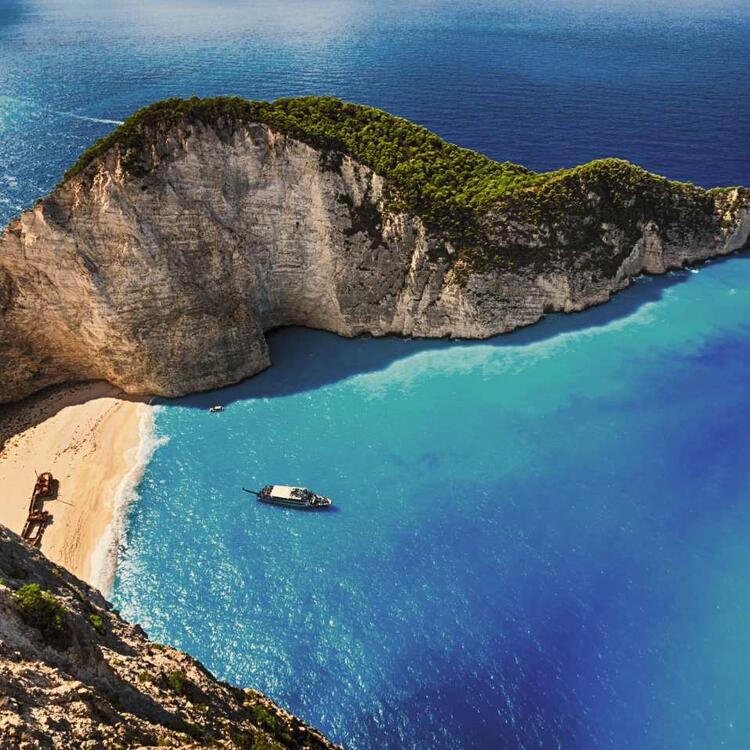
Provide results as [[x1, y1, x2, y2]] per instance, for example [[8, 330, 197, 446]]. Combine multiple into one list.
[[1, 99, 748, 402], [0, 523, 339, 749]]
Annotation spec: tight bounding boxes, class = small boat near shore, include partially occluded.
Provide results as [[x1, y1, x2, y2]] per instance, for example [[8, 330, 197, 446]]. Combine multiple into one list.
[[209, 405, 224, 413], [243, 485, 333, 509]]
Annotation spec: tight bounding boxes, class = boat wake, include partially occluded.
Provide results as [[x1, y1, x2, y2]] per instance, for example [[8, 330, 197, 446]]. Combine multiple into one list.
[[0, 95, 123, 126], [61, 111, 124, 125]]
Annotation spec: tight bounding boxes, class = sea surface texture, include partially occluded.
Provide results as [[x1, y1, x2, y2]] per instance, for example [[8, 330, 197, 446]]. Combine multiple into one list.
[[2, 2, 750, 748]]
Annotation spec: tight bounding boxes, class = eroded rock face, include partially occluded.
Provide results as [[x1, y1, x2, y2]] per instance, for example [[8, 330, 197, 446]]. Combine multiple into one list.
[[0, 524, 339, 749], [1, 119, 748, 402]]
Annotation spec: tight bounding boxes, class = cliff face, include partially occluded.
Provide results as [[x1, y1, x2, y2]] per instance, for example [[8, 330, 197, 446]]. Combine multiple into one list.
[[1, 100, 748, 402], [0, 523, 339, 749]]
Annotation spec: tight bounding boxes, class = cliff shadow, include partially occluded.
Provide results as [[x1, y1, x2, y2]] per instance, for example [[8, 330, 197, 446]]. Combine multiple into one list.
[[171, 256, 745, 408], [0, 381, 146, 454], [5, 253, 743, 430]]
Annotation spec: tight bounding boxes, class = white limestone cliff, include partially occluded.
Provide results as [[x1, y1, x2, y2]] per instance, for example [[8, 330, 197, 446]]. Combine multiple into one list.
[[1, 118, 748, 402]]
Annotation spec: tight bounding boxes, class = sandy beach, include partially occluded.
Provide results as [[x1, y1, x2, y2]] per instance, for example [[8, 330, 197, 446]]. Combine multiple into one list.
[[0, 381, 152, 593]]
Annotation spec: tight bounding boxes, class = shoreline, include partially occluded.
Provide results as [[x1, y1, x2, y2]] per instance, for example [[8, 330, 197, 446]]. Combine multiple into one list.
[[0, 382, 154, 593]]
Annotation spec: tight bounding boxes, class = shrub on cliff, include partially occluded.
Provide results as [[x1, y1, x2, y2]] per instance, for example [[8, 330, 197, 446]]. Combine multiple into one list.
[[246, 703, 281, 734], [165, 669, 187, 695], [12, 583, 71, 648], [89, 612, 105, 633]]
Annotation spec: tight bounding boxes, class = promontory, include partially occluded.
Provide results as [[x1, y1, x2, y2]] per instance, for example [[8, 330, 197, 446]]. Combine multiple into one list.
[[1, 96, 748, 403], [0, 522, 340, 748]]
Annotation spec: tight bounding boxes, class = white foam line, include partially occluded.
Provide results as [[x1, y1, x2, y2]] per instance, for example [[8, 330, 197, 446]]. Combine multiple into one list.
[[88, 403, 167, 596], [353, 299, 661, 395]]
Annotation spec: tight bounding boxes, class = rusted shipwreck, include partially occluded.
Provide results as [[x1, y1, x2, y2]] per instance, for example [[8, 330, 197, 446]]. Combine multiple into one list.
[[21, 472, 58, 546]]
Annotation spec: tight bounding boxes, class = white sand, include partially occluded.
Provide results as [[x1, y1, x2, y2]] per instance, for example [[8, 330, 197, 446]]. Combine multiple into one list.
[[0, 382, 151, 591]]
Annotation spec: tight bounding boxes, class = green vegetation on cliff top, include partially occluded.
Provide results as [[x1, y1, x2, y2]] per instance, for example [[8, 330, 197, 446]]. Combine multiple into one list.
[[63, 96, 539, 236], [63, 96, 729, 261]]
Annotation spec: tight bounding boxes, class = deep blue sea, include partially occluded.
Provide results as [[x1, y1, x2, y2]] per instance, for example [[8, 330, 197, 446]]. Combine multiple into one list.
[[2, 2, 750, 748]]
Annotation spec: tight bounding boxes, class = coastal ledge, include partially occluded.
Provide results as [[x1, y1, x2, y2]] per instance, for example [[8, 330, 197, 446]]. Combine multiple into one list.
[[0, 523, 341, 749], [1, 96, 749, 403]]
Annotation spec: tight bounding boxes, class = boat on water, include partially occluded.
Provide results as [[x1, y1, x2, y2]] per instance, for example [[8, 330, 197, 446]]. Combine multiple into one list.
[[209, 405, 224, 413], [243, 485, 333, 509]]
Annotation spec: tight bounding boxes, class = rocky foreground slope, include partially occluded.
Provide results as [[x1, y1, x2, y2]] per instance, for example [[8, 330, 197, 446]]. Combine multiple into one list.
[[1, 96, 748, 402], [0, 523, 339, 749]]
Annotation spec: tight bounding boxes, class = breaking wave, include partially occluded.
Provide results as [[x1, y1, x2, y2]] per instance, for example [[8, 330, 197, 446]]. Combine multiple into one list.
[[88, 404, 167, 595]]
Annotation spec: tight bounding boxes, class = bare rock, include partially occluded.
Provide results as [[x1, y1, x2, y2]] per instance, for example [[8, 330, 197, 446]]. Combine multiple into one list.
[[0, 524, 340, 749]]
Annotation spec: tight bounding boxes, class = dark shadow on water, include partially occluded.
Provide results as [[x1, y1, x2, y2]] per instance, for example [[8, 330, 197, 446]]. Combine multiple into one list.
[[0, 1, 29, 30], [0, 381, 145, 453], [166, 253, 749, 410]]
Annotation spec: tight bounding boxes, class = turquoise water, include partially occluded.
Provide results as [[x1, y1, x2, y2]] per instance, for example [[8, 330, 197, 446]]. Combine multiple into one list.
[[114, 257, 750, 749], [3, 1, 750, 747]]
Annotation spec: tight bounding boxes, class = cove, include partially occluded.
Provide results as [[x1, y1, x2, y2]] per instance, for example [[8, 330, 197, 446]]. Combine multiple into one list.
[[113, 255, 750, 750]]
